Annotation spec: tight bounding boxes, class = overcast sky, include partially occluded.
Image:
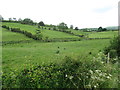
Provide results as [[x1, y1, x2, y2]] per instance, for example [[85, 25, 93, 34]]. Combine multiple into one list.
[[0, 0, 119, 28]]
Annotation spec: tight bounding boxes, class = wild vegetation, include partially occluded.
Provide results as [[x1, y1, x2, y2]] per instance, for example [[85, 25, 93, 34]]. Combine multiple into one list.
[[1, 19, 119, 88]]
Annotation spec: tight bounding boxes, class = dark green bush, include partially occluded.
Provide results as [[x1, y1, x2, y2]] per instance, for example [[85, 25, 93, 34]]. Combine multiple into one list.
[[109, 49, 117, 58], [104, 36, 120, 57]]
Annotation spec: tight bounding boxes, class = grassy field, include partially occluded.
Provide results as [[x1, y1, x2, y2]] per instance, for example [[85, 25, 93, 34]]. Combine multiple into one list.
[[41, 30, 80, 39], [88, 31, 118, 38], [2, 22, 37, 34], [2, 28, 33, 42], [2, 22, 118, 72], [1, 22, 119, 88], [68, 29, 118, 38], [3, 38, 110, 72], [69, 29, 91, 35]]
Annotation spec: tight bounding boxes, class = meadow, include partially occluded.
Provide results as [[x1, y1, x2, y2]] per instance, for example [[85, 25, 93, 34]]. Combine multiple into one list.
[[1, 22, 119, 88]]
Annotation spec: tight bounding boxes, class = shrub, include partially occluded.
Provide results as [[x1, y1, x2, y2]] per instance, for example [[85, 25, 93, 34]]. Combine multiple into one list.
[[21, 18, 34, 25], [56, 50, 60, 54], [104, 36, 120, 57], [109, 49, 117, 58]]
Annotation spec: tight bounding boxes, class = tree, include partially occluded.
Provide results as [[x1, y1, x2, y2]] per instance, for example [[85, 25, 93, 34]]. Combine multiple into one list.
[[38, 21, 45, 26], [18, 18, 22, 22], [9, 18, 12, 21], [75, 27, 79, 30], [53, 26, 56, 30], [102, 28, 107, 31], [98, 27, 103, 32], [58, 22, 68, 31], [21, 18, 34, 25], [13, 18, 17, 21], [70, 25, 73, 29], [0, 15, 4, 21], [2, 17, 4, 21]]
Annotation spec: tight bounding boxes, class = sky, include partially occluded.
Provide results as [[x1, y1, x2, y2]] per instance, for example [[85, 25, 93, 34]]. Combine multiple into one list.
[[0, 0, 119, 29]]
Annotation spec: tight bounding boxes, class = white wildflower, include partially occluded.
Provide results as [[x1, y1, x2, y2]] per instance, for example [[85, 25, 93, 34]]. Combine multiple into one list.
[[69, 76, 73, 79], [106, 76, 110, 79], [89, 70, 93, 74], [65, 74, 67, 77], [95, 70, 101, 73], [109, 74, 112, 77], [101, 61, 104, 64], [94, 85, 97, 88]]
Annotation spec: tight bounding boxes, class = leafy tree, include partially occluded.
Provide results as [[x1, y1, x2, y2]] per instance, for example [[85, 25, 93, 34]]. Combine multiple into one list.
[[102, 28, 107, 31], [21, 18, 34, 25], [38, 21, 45, 26], [9, 18, 12, 21], [70, 25, 73, 29], [58, 22, 68, 31], [2, 17, 4, 21], [98, 27, 103, 32], [98, 27, 107, 32], [0, 16, 4, 21], [75, 27, 79, 30], [53, 26, 56, 30], [13, 18, 17, 21], [18, 18, 22, 22]]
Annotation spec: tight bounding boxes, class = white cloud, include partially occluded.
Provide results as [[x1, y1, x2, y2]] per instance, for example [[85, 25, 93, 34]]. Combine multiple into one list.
[[0, 0, 119, 28]]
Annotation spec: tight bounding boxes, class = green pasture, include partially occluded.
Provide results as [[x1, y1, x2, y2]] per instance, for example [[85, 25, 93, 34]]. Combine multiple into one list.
[[41, 30, 80, 39], [2, 22, 80, 39], [2, 28, 33, 42], [68, 29, 118, 38], [69, 29, 91, 35], [88, 31, 118, 38], [2, 39, 110, 72], [2, 22, 37, 34]]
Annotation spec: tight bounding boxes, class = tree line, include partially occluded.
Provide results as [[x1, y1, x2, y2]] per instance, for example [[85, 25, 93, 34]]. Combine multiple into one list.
[[1, 17, 108, 32]]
